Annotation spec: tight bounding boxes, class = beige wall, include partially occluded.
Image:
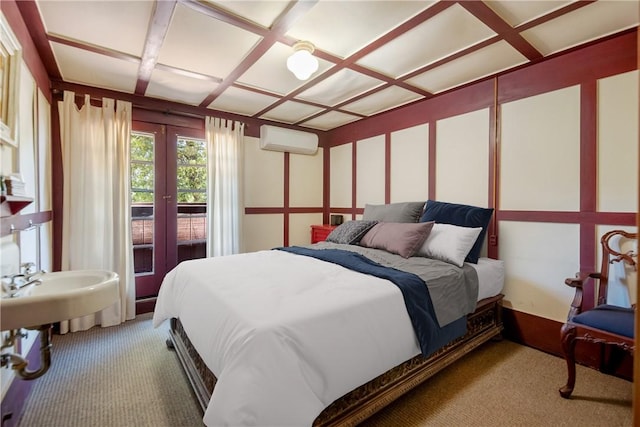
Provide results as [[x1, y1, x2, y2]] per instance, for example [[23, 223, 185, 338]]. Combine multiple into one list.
[[243, 136, 324, 252], [499, 70, 638, 321], [327, 68, 639, 324]]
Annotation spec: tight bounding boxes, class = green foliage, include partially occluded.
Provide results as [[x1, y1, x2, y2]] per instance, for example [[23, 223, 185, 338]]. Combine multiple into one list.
[[131, 133, 154, 203], [130, 134, 207, 204], [131, 133, 154, 162], [177, 139, 207, 165], [177, 138, 207, 203]]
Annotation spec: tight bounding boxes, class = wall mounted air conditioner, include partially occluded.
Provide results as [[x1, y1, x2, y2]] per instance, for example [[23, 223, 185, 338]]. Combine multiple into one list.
[[259, 125, 318, 155]]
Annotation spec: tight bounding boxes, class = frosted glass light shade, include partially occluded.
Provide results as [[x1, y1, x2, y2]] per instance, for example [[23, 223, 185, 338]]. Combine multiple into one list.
[[287, 41, 319, 80]]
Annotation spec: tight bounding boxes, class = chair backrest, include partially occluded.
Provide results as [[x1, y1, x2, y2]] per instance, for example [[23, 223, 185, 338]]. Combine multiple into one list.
[[597, 230, 637, 307]]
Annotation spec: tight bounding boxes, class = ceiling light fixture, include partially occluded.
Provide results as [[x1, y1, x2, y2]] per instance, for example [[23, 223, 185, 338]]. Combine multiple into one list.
[[287, 41, 319, 81]]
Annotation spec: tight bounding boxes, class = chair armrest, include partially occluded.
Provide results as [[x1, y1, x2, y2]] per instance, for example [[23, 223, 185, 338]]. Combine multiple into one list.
[[564, 272, 600, 288], [564, 272, 600, 319]]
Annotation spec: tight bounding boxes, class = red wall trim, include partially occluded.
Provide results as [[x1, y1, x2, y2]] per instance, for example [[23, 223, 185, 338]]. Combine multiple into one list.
[[580, 82, 598, 214], [487, 90, 499, 258], [323, 144, 330, 224], [329, 79, 494, 146], [245, 207, 323, 215], [498, 30, 637, 104], [351, 142, 357, 219], [2, 0, 52, 102], [578, 80, 598, 305], [283, 152, 290, 245], [427, 121, 437, 201], [384, 133, 391, 204], [496, 210, 636, 225]]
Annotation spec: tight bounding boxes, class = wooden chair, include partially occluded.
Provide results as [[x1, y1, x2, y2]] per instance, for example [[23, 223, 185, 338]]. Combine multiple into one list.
[[559, 229, 636, 398]]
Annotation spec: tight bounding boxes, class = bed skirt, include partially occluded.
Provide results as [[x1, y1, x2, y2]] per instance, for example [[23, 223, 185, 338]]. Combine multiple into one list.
[[167, 293, 504, 426]]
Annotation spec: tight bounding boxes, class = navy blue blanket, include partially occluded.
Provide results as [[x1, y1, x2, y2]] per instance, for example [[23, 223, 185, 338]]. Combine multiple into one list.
[[276, 246, 466, 357]]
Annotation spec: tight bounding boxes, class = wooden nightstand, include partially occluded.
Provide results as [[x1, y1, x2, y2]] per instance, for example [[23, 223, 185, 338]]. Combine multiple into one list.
[[311, 224, 337, 243]]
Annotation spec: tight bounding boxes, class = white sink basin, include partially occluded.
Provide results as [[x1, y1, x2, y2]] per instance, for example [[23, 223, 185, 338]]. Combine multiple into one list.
[[1, 270, 119, 331]]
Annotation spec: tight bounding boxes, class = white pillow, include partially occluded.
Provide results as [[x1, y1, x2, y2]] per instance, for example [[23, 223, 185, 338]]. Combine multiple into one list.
[[417, 223, 482, 267]]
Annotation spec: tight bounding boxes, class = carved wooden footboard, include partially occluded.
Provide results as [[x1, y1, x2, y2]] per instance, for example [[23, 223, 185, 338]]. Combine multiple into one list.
[[167, 294, 504, 426]]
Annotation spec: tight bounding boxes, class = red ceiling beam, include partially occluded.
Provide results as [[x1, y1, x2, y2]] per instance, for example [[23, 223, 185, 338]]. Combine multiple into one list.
[[197, 0, 319, 108], [135, 0, 177, 95], [14, 0, 61, 80], [458, 1, 543, 61]]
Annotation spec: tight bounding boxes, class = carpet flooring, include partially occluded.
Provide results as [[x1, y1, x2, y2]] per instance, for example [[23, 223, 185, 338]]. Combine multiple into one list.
[[16, 313, 632, 426]]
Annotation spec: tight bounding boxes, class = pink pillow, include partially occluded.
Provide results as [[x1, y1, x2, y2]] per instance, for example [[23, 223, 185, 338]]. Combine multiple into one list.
[[360, 221, 434, 258]]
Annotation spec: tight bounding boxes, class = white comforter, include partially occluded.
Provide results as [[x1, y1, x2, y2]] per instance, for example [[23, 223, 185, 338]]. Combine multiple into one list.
[[153, 249, 422, 426]]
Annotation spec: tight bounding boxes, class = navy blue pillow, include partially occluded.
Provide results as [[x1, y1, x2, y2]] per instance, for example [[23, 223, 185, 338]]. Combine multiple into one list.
[[419, 200, 493, 264]]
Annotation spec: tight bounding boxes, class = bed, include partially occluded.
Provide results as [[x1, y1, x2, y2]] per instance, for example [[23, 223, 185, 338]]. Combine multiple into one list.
[[153, 201, 505, 426]]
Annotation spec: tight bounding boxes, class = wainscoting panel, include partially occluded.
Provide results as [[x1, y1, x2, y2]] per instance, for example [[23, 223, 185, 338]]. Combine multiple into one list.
[[289, 213, 323, 246], [330, 143, 353, 208], [289, 148, 323, 208], [244, 136, 284, 208], [435, 108, 490, 207], [243, 214, 283, 253], [356, 134, 385, 208], [597, 70, 639, 213], [389, 124, 429, 202], [499, 221, 580, 322], [500, 86, 581, 211]]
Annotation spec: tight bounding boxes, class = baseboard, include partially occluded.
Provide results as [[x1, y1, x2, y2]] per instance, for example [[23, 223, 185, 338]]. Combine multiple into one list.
[[136, 297, 157, 314], [502, 307, 633, 381]]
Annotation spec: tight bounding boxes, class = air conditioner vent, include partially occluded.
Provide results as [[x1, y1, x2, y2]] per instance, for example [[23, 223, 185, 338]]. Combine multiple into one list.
[[259, 125, 318, 155]]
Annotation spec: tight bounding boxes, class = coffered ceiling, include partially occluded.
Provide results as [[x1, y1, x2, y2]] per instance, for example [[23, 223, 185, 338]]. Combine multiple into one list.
[[20, 0, 640, 131]]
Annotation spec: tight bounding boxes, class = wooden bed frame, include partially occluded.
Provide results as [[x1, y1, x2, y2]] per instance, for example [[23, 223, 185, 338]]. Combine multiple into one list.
[[167, 293, 504, 426]]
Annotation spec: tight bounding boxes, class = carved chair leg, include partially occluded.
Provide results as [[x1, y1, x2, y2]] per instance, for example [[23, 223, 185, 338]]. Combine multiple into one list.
[[559, 324, 577, 398]]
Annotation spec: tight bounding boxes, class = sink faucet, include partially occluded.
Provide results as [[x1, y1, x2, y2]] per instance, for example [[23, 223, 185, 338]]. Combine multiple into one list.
[[20, 262, 46, 281], [1, 273, 42, 297]]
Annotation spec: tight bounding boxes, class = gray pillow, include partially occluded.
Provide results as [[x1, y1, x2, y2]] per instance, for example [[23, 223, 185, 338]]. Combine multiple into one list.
[[325, 220, 378, 245], [362, 202, 425, 223], [360, 221, 434, 258]]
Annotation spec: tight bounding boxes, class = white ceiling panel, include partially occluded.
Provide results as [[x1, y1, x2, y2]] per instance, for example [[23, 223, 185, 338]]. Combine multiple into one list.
[[237, 42, 334, 96], [208, 1, 290, 28], [259, 100, 324, 124], [342, 86, 422, 116], [521, 1, 640, 56], [357, 4, 496, 78], [286, 1, 434, 59], [30, 0, 637, 131], [302, 111, 362, 131], [158, 3, 262, 78], [485, 1, 574, 27], [36, 0, 152, 57], [407, 40, 528, 94], [146, 68, 219, 106], [208, 86, 278, 116], [51, 43, 139, 94], [297, 69, 385, 106]]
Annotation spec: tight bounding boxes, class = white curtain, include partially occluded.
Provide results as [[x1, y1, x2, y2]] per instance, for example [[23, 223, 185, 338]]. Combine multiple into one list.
[[59, 91, 136, 333], [205, 117, 245, 257]]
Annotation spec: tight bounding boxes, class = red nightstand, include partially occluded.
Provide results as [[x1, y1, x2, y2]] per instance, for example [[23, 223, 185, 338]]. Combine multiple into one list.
[[311, 224, 337, 243]]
